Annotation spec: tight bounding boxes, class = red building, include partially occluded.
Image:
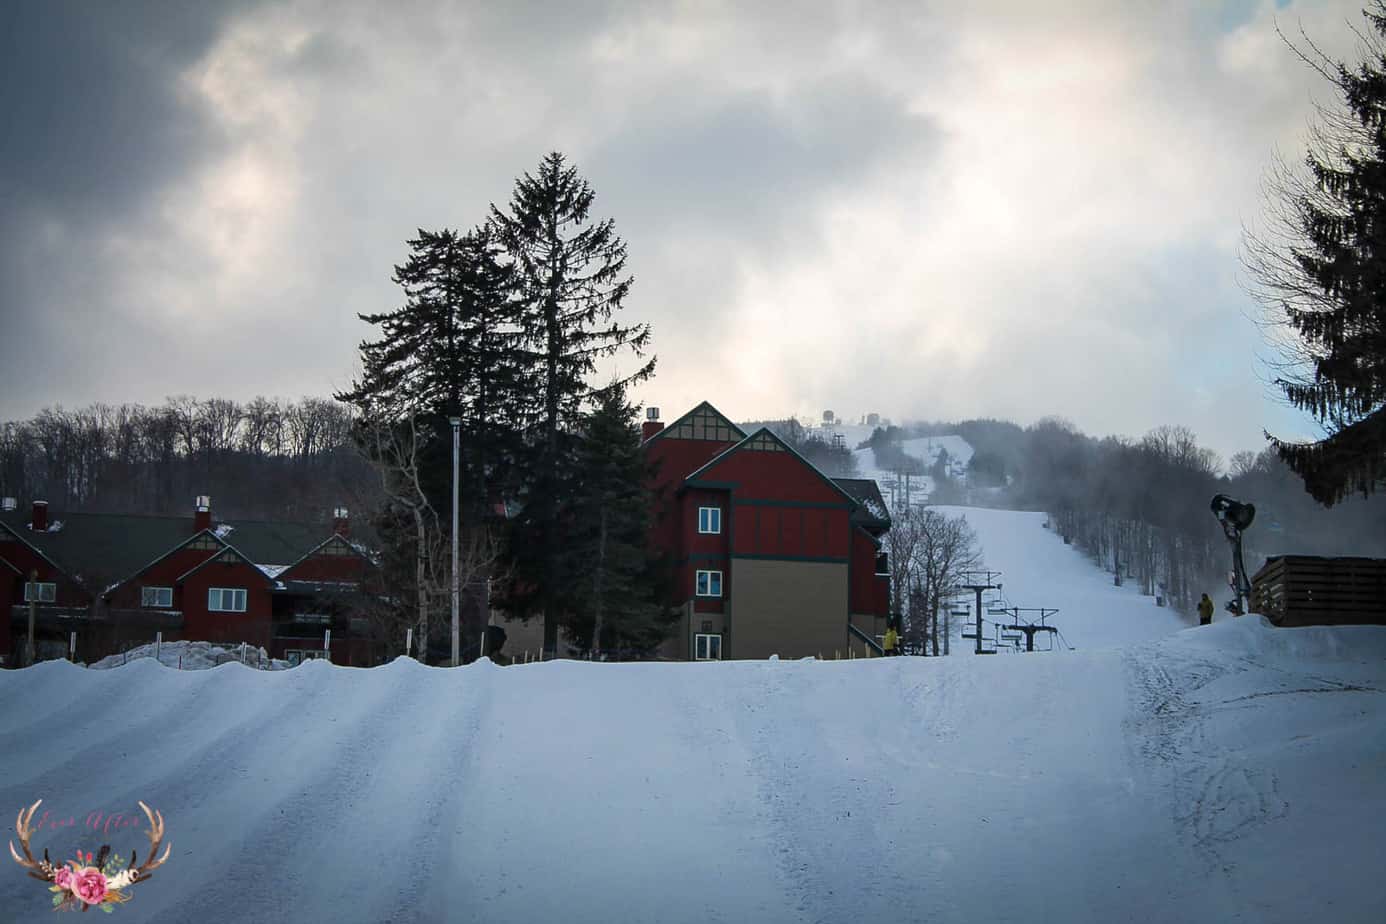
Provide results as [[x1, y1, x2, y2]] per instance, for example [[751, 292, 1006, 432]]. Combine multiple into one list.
[[0, 497, 380, 667], [642, 402, 891, 660]]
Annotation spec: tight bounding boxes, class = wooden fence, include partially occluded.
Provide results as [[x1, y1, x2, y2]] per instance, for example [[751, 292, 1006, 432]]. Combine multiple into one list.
[[1250, 556, 1386, 627]]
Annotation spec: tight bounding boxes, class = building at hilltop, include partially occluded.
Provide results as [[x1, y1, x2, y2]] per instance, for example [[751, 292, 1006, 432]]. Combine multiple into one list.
[[0, 497, 380, 667]]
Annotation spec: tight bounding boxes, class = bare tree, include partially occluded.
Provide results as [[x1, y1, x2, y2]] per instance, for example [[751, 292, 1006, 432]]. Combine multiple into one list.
[[358, 411, 504, 663], [911, 510, 981, 655]]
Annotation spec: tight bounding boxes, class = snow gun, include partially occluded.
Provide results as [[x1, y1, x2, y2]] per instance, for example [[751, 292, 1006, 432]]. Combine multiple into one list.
[[1210, 494, 1255, 616]]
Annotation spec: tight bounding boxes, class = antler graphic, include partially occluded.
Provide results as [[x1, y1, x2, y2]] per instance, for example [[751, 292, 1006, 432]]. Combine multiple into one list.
[[123, 801, 171, 884], [7, 799, 57, 882]]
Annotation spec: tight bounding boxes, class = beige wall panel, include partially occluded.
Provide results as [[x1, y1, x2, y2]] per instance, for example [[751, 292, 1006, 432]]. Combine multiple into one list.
[[729, 559, 847, 659]]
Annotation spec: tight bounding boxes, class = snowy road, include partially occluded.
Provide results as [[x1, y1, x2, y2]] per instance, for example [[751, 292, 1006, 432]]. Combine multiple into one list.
[[2, 617, 1383, 923]]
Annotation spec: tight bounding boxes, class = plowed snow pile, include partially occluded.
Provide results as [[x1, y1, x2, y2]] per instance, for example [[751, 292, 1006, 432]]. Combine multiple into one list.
[[2, 615, 1383, 923]]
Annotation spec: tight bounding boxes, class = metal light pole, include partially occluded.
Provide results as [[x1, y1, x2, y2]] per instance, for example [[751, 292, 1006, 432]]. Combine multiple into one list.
[[450, 416, 462, 666]]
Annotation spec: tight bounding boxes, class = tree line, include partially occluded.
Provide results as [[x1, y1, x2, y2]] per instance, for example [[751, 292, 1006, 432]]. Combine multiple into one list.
[[0, 396, 372, 521], [868, 416, 1386, 616]]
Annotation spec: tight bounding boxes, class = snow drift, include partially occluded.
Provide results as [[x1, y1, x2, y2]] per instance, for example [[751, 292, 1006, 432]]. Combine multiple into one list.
[[2, 615, 1383, 923]]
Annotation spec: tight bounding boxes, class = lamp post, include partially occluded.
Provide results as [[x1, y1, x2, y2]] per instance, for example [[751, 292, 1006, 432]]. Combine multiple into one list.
[[450, 416, 461, 667]]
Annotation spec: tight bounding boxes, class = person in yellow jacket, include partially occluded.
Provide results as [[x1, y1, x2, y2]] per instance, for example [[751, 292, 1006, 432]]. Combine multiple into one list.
[[1198, 593, 1214, 626], [883, 625, 899, 656]]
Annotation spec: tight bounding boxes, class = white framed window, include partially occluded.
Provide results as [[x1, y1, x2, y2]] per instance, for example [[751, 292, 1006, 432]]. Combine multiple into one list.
[[697, 506, 722, 534], [695, 570, 722, 598], [694, 633, 722, 660], [24, 582, 56, 603], [141, 586, 173, 608], [207, 587, 248, 612]]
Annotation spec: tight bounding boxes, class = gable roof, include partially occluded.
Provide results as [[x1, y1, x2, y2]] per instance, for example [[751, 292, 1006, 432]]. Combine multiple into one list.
[[0, 508, 379, 594], [643, 401, 746, 446], [276, 533, 377, 579], [176, 543, 276, 585], [684, 427, 864, 507], [0, 510, 197, 589]]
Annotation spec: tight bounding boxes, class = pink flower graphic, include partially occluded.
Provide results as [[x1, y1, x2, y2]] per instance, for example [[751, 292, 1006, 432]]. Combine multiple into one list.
[[71, 866, 108, 905], [53, 865, 74, 891]]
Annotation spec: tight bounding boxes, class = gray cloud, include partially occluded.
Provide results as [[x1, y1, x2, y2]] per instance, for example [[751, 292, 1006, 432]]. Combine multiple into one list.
[[0, 0, 1366, 463]]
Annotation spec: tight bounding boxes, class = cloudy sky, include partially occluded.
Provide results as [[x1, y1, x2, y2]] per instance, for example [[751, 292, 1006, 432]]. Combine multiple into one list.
[[0, 0, 1369, 460]]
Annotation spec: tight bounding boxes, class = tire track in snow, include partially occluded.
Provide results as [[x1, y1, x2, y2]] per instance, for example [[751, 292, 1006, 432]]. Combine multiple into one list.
[[1124, 648, 1288, 877]]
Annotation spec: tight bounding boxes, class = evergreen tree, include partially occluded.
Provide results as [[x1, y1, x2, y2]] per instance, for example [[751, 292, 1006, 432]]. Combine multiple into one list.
[[1247, 6, 1386, 504], [337, 226, 523, 659], [566, 384, 674, 657], [490, 151, 656, 652]]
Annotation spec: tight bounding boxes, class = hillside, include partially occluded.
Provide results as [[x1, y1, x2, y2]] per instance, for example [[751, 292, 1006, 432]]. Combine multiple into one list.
[[933, 506, 1191, 651]]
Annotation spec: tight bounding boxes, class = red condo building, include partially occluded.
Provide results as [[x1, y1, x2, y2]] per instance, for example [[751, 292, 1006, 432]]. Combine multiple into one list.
[[642, 402, 891, 660], [1, 497, 380, 666]]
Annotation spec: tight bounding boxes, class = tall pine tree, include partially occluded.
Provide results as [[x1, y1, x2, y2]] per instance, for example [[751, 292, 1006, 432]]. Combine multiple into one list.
[[567, 384, 675, 657], [490, 152, 656, 652], [337, 226, 523, 658], [1248, 6, 1386, 505]]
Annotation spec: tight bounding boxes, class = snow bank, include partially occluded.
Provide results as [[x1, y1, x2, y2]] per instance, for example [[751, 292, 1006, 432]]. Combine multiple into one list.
[[87, 639, 291, 671], [2, 633, 1383, 922]]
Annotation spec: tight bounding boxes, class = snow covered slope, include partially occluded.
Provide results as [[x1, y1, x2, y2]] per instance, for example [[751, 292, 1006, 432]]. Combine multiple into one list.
[[3, 619, 1384, 923], [933, 506, 1190, 651]]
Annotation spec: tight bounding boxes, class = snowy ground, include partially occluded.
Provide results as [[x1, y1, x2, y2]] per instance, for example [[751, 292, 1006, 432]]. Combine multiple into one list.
[[2, 507, 1382, 922], [2, 619, 1382, 922]]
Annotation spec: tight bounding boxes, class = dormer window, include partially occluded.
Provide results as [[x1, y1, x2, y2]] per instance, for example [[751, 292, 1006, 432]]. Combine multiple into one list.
[[697, 507, 722, 534]]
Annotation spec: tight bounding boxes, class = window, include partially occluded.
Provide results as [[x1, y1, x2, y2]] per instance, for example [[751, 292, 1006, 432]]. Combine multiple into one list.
[[695, 570, 722, 597], [207, 587, 248, 612], [285, 649, 327, 666], [23, 582, 56, 603], [875, 552, 889, 576], [285, 650, 303, 667], [694, 633, 722, 660], [697, 506, 722, 534], [141, 586, 173, 608]]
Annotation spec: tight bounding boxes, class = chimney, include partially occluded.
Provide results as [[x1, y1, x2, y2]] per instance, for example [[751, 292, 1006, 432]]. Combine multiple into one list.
[[332, 506, 350, 537], [641, 406, 663, 441], [194, 495, 212, 533], [31, 500, 48, 532], [1, 497, 16, 511]]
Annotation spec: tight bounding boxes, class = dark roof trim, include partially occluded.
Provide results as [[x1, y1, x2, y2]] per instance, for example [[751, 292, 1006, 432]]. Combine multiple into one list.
[[0, 520, 77, 585], [175, 543, 276, 586], [642, 401, 747, 446], [854, 523, 885, 549], [101, 529, 228, 599], [0, 551, 21, 576], [684, 427, 863, 508]]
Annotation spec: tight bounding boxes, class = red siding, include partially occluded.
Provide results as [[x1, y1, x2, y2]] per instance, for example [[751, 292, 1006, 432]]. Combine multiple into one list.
[[106, 546, 221, 612], [849, 528, 890, 616], [0, 557, 13, 657], [646, 437, 737, 557], [0, 535, 91, 607], [696, 447, 849, 506], [277, 547, 367, 583], [180, 560, 273, 648]]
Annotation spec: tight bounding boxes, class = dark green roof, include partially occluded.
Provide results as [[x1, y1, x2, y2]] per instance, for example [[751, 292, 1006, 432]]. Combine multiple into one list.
[[0, 509, 377, 592], [833, 478, 891, 528]]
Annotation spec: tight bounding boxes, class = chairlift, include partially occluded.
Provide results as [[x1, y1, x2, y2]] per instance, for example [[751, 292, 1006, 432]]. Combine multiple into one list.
[[988, 604, 1009, 616]]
